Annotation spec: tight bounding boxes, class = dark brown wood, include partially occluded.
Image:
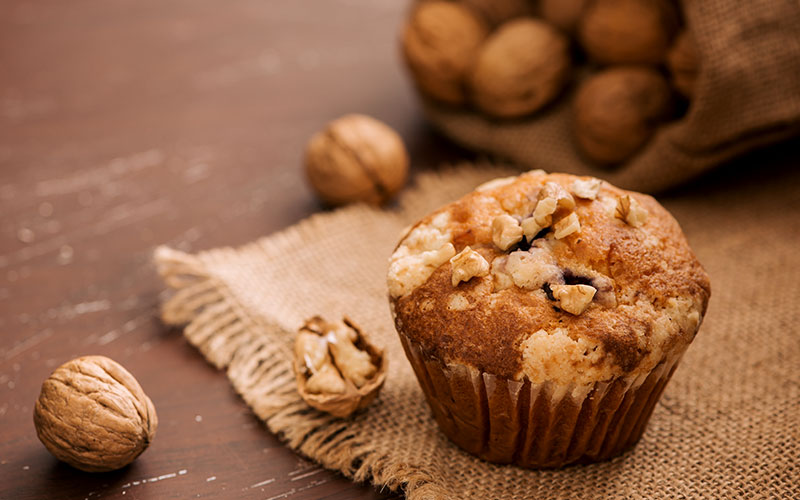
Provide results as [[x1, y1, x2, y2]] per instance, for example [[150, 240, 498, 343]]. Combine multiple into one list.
[[0, 1, 469, 498]]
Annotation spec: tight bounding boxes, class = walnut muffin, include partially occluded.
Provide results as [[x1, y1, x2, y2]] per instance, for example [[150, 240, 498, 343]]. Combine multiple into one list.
[[387, 171, 710, 468]]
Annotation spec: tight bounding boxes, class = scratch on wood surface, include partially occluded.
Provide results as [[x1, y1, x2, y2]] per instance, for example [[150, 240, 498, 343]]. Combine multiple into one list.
[[121, 468, 188, 489], [34, 149, 165, 197], [194, 51, 281, 89], [250, 478, 276, 488], [92, 199, 171, 235], [1, 329, 53, 361], [264, 488, 296, 500], [1, 197, 170, 267], [297, 477, 332, 492], [289, 468, 324, 482]]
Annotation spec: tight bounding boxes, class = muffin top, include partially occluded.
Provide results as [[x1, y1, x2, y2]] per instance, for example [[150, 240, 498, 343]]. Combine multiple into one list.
[[387, 171, 710, 385]]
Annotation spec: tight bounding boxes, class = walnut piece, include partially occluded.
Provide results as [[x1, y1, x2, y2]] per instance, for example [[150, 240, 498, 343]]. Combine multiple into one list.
[[305, 114, 408, 206], [293, 317, 386, 418], [492, 214, 524, 251], [573, 67, 672, 165], [578, 0, 679, 65], [531, 197, 558, 228], [402, 1, 488, 104], [666, 30, 698, 98], [33, 356, 157, 472], [554, 212, 581, 239], [571, 178, 602, 200], [539, 182, 576, 211], [450, 246, 490, 286], [521, 216, 544, 240], [295, 331, 347, 394], [552, 284, 597, 315], [469, 19, 571, 118], [615, 195, 649, 227]]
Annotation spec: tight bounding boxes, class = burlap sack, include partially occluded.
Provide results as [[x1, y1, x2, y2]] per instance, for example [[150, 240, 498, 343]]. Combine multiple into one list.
[[156, 165, 799, 499], [420, 0, 800, 192]]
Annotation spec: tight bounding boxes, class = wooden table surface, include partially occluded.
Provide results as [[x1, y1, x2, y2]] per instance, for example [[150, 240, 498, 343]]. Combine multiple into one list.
[[3, 1, 799, 499], [0, 1, 469, 498]]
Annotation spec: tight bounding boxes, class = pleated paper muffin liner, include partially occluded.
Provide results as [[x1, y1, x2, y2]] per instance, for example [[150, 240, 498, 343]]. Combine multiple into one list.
[[399, 333, 684, 469]]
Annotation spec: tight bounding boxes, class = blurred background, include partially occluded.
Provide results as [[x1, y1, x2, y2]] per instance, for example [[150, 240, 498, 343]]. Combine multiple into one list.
[[1, 0, 798, 499]]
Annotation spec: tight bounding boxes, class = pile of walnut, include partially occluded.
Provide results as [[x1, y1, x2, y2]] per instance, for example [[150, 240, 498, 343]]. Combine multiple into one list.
[[293, 316, 387, 418], [449, 179, 648, 315], [402, 0, 697, 166]]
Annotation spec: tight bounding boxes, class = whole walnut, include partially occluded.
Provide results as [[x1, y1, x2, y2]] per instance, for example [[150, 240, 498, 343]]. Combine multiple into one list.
[[34, 356, 157, 472], [573, 66, 672, 165], [461, 0, 534, 27], [540, 0, 588, 34], [469, 19, 571, 118], [666, 30, 698, 98], [578, 0, 679, 65], [305, 114, 409, 206], [402, 1, 489, 104]]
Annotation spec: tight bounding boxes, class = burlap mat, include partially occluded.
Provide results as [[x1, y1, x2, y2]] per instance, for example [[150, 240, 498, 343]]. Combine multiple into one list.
[[421, 0, 800, 193], [156, 165, 799, 499]]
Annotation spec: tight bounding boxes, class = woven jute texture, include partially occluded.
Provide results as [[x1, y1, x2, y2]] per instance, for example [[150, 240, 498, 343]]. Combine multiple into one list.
[[421, 0, 800, 193], [156, 165, 799, 499]]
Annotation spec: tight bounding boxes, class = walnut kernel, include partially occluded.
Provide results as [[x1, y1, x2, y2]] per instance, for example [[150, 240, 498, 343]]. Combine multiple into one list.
[[554, 212, 581, 239], [294, 317, 386, 418], [539, 182, 576, 211], [615, 194, 648, 227], [469, 19, 571, 118], [33, 356, 157, 472], [402, 2, 489, 104], [552, 284, 597, 315], [571, 178, 602, 200], [532, 197, 557, 227], [450, 246, 490, 286], [305, 114, 408, 206], [492, 214, 524, 251]]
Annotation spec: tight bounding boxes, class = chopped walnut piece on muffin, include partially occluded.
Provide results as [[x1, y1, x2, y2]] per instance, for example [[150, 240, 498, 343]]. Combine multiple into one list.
[[491, 214, 524, 251], [553, 212, 581, 239], [450, 246, 490, 286], [571, 178, 602, 199], [616, 194, 649, 227], [551, 283, 596, 314]]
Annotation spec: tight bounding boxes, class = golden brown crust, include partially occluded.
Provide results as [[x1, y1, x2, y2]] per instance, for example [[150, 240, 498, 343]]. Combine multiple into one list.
[[389, 172, 710, 382]]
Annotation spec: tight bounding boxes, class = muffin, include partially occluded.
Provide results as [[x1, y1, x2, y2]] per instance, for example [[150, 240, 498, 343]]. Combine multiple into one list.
[[387, 171, 710, 468]]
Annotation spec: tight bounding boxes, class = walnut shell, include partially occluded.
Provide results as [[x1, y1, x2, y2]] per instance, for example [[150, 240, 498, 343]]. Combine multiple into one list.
[[305, 114, 409, 206], [402, 1, 489, 104], [33, 356, 157, 472], [573, 66, 672, 165], [293, 316, 387, 418], [461, 0, 534, 27], [469, 19, 571, 118], [540, 0, 588, 34], [666, 30, 698, 98], [578, 0, 679, 65]]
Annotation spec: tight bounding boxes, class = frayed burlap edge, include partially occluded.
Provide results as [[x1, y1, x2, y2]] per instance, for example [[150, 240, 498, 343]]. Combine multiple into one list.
[[157, 246, 454, 499]]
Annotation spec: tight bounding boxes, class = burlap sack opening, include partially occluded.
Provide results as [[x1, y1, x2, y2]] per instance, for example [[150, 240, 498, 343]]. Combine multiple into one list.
[[156, 164, 799, 499], [420, 0, 800, 192]]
